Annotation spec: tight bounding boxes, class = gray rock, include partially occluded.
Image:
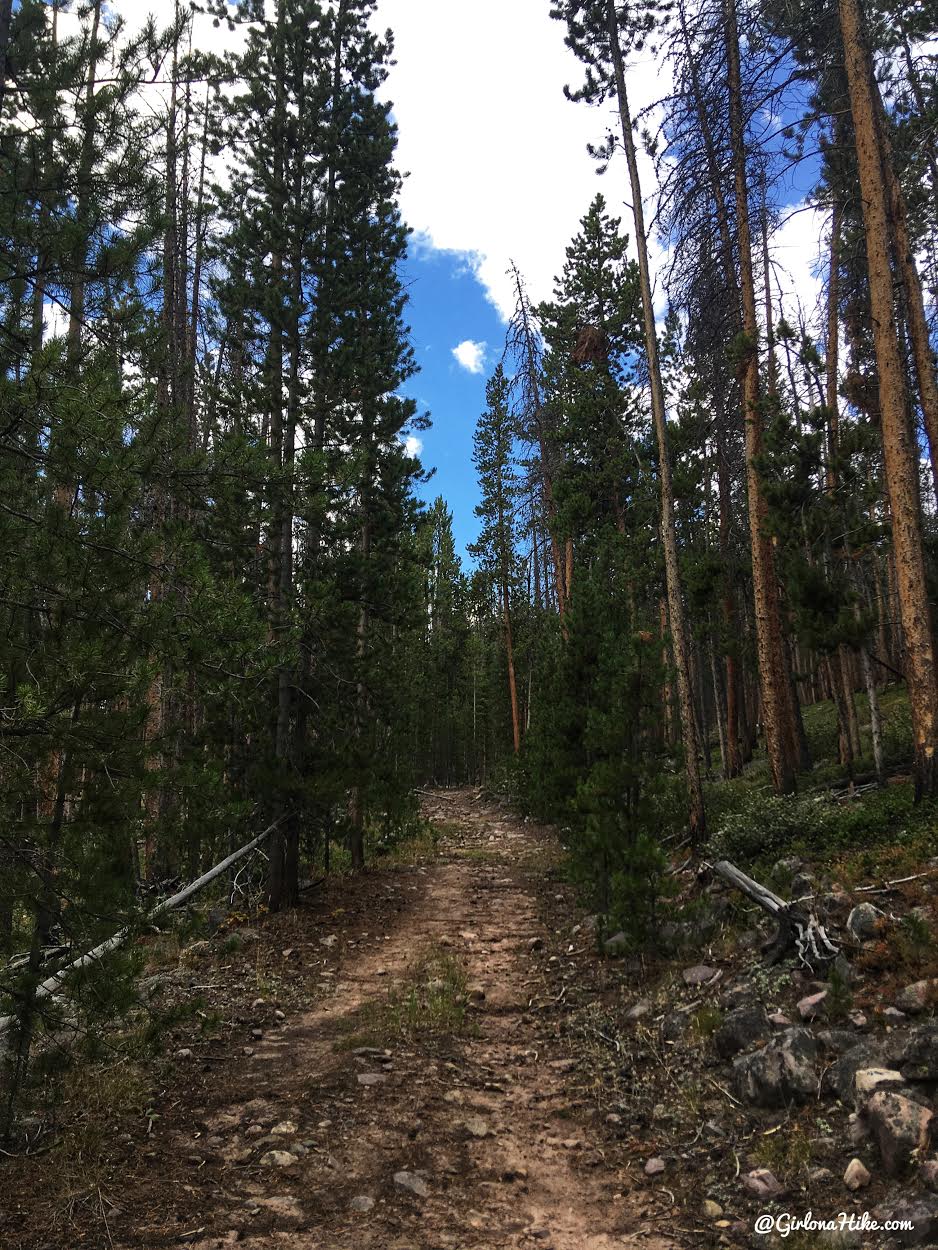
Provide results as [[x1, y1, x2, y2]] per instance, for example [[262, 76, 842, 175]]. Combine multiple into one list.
[[714, 1005, 770, 1059], [701, 1199, 723, 1218], [817, 1028, 863, 1055], [798, 990, 828, 1020], [733, 1028, 819, 1107], [682, 964, 720, 987], [791, 871, 815, 897], [357, 1073, 387, 1087], [625, 998, 652, 1023], [260, 1150, 298, 1168], [921, 1157, 938, 1190], [464, 1115, 491, 1139], [843, 1157, 870, 1190], [854, 1066, 905, 1106], [823, 1041, 885, 1102], [603, 931, 629, 957], [864, 1089, 934, 1175], [741, 1168, 784, 1199], [644, 1156, 665, 1175], [847, 902, 885, 942], [350, 1195, 375, 1213], [873, 1195, 938, 1246], [393, 1170, 429, 1198], [660, 1007, 693, 1043], [897, 979, 938, 1015], [896, 1024, 938, 1080]]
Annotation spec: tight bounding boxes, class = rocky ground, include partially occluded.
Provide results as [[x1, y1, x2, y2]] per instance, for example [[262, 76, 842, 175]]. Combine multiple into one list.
[[5, 789, 938, 1249]]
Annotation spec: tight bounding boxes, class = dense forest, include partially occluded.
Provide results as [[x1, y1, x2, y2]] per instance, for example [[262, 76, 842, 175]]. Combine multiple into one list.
[[1, 0, 937, 1198]]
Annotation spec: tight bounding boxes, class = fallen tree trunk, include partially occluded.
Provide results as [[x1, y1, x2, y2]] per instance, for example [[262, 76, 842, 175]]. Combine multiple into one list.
[[711, 858, 839, 970], [0, 817, 284, 1040]]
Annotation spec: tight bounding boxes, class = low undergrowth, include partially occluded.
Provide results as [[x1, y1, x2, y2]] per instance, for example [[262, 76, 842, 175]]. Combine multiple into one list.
[[338, 946, 476, 1050]]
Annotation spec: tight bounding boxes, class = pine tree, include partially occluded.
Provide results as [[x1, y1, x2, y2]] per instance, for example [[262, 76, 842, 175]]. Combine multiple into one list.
[[470, 366, 523, 755]]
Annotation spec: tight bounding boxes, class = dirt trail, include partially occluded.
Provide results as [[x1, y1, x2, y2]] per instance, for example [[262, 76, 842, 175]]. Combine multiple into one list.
[[116, 790, 685, 1250]]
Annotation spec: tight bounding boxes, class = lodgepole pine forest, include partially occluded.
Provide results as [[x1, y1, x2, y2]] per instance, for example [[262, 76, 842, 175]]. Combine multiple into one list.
[[2, 0, 938, 1246]]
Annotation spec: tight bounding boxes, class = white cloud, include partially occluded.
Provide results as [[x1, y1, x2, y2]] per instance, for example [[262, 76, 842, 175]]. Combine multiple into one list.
[[771, 200, 828, 333], [452, 339, 487, 374], [377, 1, 667, 320], [402, 434, 423, 458]]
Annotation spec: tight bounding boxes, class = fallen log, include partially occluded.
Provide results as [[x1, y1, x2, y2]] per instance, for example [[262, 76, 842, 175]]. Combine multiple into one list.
[[0, 817, 284, 1040], [711, 859, 839, 971]]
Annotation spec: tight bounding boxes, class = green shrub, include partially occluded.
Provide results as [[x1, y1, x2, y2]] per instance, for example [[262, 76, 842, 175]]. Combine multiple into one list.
[[709, 782, 933, 867]]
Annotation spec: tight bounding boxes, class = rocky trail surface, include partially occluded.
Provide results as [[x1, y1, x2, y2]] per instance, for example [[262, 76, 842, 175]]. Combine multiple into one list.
[[24, 790, 683, 1250]]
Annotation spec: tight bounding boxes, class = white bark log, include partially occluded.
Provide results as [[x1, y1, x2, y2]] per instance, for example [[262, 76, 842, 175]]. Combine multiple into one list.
[[0, 819, 282, 1040]]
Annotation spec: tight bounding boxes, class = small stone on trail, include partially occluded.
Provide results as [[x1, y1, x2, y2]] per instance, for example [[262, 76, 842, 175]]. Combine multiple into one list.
[[274, 1009, 285, 1022], [250, 1029, 263, 1040], [245, 1124, 264, 1138], [320, 934, 338, 948], [252, 998, 265, 1010], [849, 1011, 868, 1028], [768, 1011, 792, 1027], [242, 1046, 254, 1056], [528, 936, 544, 952], [393, 1170, 429, 1198], [468, 984, 486, 1002], [357, 1072, 387, 1086], [175, 1048, 193, 1060], [350, 1195, 375, 1213], [682, 964, 720, 986], [798, 990, 828, 1020], [464, 1114, 491, 1139], [844, 1158, 871, 1190], [742, 1168, 784, 1199], [549, 1058, 576, 1072], [260, 1150, 298, 1168], [702, 1200, 723, 1219], [459, 930, 478, 942], [644, 1156, 665, 1176], [603, 931, 629, 957], [625, 999, 652, 1022], [271, 1121, 297, 1136]]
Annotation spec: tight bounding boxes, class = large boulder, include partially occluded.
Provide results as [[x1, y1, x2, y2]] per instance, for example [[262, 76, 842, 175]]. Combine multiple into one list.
[[897, 979, 938, 1015], [853, 1067, 905, 1107], [822, 1041, 884, 1102], [714, 1004, 770, 1059], [863, 1089, 934, 1176], [733, 1028, 819, 1107], [890, 1023, 938, 1082], [872, 1195, 938, 1246]]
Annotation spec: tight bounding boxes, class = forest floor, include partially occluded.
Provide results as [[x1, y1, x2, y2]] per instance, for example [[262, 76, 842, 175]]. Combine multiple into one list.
[[3, 790, 688, 1250]]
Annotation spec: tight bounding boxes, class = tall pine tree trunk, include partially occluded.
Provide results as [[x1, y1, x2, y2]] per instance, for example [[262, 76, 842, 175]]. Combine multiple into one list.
[[606, 0, 705, 843], [724, 0, 796, 795], [839, 0, 938, 798]]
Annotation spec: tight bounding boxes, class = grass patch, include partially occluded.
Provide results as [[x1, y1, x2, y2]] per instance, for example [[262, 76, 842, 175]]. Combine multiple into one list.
[[338, 947, 476, 1049]]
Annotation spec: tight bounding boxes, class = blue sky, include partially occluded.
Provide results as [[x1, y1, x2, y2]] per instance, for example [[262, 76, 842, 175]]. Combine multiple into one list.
[[400, 247, 506, 561]]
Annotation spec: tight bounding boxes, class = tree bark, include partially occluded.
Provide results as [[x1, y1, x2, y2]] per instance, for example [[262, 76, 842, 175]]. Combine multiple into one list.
[[606, 0, 705, 843], [839, 0, 938, 798], [723, 0, 796, 795]]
